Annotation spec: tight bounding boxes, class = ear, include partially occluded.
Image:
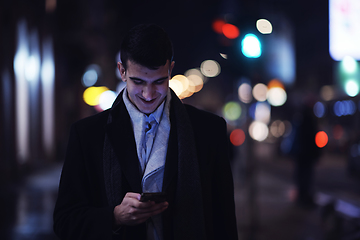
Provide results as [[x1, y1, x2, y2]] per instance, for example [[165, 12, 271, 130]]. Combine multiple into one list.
[[117, 62, 126, 82]]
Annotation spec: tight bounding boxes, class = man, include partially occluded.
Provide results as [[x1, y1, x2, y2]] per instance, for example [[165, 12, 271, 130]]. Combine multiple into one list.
[[53, 24, 238, 240]]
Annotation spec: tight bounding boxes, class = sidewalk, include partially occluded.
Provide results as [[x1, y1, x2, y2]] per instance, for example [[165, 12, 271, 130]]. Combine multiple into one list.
[[234, 167, 324, 240], [233, 146, 360, 240], [2, 149, 360, 240], [0, 164, 61, 240]]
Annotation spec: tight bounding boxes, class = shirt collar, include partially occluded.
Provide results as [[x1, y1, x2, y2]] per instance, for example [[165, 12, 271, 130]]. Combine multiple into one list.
[[122, 87, 166, 125]]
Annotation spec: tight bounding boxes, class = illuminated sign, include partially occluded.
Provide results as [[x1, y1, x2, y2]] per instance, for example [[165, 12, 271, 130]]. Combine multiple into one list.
[[329, 0, 360, 60]]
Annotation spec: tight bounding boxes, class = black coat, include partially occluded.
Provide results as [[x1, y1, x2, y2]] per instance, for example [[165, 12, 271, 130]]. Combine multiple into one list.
[[53, 92, 238, 240]]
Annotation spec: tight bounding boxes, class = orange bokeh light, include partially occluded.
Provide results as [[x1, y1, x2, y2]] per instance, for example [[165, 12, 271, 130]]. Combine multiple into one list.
[[222, 24, 240, 39], [267, 79, 285, 89], [315, 131, 328, 148], [230, 129, 245, 146], [212, 19, 226, 34]]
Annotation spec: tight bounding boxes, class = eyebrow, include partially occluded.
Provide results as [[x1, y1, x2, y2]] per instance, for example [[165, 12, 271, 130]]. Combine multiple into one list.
[[129, 76, 169, 82]]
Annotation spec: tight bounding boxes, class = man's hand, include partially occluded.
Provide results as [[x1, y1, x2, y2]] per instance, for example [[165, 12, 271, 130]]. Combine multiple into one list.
[[113, 192, 168, 226]]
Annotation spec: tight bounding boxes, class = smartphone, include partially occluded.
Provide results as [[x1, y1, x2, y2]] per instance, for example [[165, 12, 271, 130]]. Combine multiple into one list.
[[140, 192, 167, 203]]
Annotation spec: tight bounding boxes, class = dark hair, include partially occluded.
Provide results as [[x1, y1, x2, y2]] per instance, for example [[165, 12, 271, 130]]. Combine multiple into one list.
[[120, 24, 174, 70]]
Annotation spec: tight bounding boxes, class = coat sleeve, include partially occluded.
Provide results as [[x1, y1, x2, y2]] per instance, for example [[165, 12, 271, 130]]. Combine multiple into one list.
[[53, 124, 115, 240], [211, 117, 239, 239]]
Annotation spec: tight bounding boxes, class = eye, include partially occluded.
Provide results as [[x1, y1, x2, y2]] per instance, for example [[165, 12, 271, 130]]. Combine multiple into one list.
[[132, 79, 143, 85], [155, 79, 166, 85]]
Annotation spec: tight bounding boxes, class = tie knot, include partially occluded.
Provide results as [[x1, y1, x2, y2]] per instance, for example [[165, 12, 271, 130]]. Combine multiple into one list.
[[145, 115, 157, 133]]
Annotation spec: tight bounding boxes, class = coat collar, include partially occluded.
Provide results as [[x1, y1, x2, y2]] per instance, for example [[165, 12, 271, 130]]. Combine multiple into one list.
[[104, 89, 178, 193], [105, 90, 142, 193]]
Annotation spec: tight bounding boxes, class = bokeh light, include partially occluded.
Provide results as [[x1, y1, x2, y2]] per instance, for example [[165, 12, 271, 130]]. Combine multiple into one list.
[[181, 80, 196, 99], [170, 74, 201, 99], [252, 83, 268, 102], [222, 23, 240, 39], [248, 102, 257, 119], [256, 19, 273, 34], [333, 100, 356, 116], [25, 55, 41, 82], [267, 79, 284, 89], [320, 85, 335, 101], [267, 87, 287, 106], [45, 0, 57, 12], [249, 121, 269, 142], [82, 64, 101, 87], [178, 75, 192, 99], [283, 120, 293, 137], [184, 68, 204, 92], [220, 53, 228, 59], [254, 102, 271, 124], [241, 34, 262, 58], [173, 75, 189, 93], [270, 120, 286, 138], [169, 78, 183, 97], [315, 131, 328, 148], [230, 129, 246, 146], [223, 101, 242, 121], [14, 19, 30, 162], [200, 60, 221, 77], [185, 68, 204, 81], [83, 86, 109, 106], [341, 56, 358, 74], [99, 90, 117, 111], [313, 101, 326, 118], [345, 80, 359, 97], [238, 82, 252, 103], [82, 69, 98, 87], [212, 19, 226, 34]]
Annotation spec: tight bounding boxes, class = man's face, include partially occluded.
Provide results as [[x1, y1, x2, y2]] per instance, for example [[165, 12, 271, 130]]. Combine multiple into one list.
[[118, 60, 175, 115]]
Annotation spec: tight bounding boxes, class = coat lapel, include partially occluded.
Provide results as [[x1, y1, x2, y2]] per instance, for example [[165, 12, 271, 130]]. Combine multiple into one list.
[[105, 94, 142, 193], [104, 90, 179, 195], [162, 99, 178, 193]]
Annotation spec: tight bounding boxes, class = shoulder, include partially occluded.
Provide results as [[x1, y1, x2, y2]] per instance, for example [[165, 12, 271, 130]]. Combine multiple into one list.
[[72, 109, 110, 133], [183, 104, 227, 139], [184, 104, 226, 127], [72, 90, 126, 132]]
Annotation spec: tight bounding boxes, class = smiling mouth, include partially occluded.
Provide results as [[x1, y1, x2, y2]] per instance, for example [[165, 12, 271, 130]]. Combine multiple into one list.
[[139, 97, 156, 104]]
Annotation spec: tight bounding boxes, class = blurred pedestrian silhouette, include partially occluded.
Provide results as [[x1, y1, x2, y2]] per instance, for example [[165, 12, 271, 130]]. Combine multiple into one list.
[[291, 94, 321, 208]]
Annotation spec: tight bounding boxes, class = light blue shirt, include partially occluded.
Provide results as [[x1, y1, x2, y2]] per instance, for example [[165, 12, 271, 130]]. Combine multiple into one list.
[[123, 89, 165, 175]]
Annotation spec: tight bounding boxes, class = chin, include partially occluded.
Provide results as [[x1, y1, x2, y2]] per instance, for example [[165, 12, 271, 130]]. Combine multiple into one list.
[[139, 106, 155, 114]]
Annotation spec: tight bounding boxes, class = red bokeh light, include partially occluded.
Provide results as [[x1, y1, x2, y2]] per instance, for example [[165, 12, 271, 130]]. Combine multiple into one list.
[[222, 23, 240, 39], [315, 131, 328, 148], [212, 19, 226, 34], [230, 129, 245, 146]]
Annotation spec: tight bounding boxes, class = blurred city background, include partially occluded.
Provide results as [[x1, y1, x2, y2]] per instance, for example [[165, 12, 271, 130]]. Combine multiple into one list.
[[1, 0, 360, 239]]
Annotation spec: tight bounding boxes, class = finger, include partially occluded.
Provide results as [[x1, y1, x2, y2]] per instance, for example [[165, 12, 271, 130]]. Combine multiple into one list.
[[135, 201, 168, 210], [124, 192, 141, 200], [117, 202, 168, 226], [133, 202, 169, 215], [134, 203, 169, 219], [133, 201, 155, 209]]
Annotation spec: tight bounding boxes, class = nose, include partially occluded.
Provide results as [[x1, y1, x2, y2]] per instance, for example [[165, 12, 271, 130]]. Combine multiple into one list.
[[142, 85, 155, 101]]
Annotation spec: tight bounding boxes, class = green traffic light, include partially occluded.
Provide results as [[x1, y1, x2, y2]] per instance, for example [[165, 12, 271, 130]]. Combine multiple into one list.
[[241, 34, 262, 58], [338, 56, 360, 97]]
